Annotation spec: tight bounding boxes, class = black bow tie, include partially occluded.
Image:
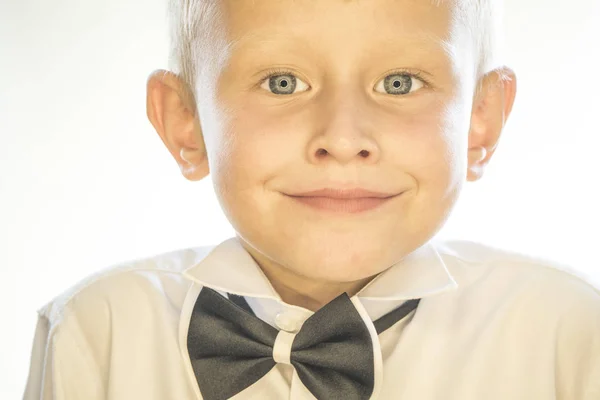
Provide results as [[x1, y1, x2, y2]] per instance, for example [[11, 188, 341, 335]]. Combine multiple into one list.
[[187, 287, 420, 400]]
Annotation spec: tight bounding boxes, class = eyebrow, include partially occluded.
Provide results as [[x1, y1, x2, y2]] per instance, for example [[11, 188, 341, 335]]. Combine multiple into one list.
[[228, 29, 456, 61]]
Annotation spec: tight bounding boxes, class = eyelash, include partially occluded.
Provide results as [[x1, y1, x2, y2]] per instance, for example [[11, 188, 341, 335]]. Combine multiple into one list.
[[257, 67, 431, 91]]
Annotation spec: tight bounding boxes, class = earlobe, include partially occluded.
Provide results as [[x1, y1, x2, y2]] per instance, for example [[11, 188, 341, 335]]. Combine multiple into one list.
[[146, 69, 209, 181], [179, 147, 210, 181], [466, 67, 517, 182], [466, 146, 488, 181]]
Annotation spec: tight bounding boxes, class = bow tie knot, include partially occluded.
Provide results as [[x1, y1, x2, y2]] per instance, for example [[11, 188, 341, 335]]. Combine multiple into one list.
[[273, 329, 297, 365]]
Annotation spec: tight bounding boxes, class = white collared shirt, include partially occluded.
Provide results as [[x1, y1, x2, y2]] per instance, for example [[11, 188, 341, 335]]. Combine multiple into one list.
[[23, 237, 600, 399]]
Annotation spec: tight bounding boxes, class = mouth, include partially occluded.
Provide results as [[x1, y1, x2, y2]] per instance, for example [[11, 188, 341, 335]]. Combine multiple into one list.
[[283, 189, 403, 214], [287, 188, 398, 199]]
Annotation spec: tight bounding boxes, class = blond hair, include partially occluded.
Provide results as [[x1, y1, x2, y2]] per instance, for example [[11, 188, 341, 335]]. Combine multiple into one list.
[[167, 0, 506, 107]]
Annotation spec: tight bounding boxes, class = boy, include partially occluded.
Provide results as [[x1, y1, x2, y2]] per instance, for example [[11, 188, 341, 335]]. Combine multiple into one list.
[[23, 0, 600, 399]]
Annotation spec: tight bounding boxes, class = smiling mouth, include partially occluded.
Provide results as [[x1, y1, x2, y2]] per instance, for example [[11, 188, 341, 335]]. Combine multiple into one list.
[[285, 187, 398, 199], [285, 193, 401, 213]]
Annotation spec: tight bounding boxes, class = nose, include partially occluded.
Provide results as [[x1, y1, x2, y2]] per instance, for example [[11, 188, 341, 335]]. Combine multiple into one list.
[[307, 89, 380, 165]]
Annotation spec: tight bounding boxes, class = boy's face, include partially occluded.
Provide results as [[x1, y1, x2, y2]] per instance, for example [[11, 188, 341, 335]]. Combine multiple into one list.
[[150, 0, 515, 287]]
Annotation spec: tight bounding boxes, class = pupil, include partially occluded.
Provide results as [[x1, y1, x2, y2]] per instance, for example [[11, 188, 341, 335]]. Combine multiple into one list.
[[280, 80, 288, 88], [393, 80, 401, 88]]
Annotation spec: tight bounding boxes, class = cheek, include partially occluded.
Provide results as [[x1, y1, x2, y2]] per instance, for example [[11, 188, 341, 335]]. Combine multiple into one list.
[[395, 98, 469, 191], [208, 104, 301, 202]]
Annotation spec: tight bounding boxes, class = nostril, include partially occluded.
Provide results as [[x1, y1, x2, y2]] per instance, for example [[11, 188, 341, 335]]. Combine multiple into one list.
[[359, 150, 369, 157], [316, 148, 328, 156]]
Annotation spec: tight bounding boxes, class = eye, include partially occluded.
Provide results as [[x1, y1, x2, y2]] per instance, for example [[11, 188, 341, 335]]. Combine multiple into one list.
[[374, 72, 425, 95], [259, 70, 310, 95]]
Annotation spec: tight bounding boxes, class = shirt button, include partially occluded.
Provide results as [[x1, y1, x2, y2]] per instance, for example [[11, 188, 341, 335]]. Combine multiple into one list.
[[275, 312, 300, 333]]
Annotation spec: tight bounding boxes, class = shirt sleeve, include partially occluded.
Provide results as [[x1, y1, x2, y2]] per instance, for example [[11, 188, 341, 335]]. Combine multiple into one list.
[[22, 305, 106, 400], [555, 283, 600, 400], [22, 313, 53, 399]]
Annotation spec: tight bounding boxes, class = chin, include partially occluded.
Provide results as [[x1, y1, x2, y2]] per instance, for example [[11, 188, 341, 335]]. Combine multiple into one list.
[[291, 246, 390, 283]]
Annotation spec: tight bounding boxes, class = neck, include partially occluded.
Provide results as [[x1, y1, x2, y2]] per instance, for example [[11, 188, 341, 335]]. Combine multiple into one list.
[[240, 241, 375, 312]]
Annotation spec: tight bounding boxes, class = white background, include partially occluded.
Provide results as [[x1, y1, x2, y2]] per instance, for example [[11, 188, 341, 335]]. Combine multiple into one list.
[[1, 0, 599, 397]]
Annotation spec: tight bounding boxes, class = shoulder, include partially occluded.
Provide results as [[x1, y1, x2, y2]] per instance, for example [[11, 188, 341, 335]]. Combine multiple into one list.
[[37, 244, 216, 328], [434, 240, 600, 395], [25, 245, 215, 398], [433, 238, 600, 316]]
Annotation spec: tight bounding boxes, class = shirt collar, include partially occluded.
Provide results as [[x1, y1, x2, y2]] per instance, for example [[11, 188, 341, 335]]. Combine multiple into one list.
[[182, 236, 458, 302]]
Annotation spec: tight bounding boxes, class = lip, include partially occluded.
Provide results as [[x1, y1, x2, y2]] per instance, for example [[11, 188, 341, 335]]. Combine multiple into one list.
[[287, 188, 398, 199], [284, 188, 403, 213]]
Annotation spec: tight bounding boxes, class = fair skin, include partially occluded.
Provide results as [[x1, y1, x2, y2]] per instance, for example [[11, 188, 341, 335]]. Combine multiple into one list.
[[146, 0, 517, 311]]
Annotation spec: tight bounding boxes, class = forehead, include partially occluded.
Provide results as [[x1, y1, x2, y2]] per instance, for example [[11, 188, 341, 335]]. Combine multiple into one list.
[[218, 0, 461, 60]]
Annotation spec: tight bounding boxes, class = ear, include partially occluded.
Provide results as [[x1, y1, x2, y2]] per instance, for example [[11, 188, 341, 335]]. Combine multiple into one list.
[[146, 69, 209, 181], [466, 66, 517, 181]]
